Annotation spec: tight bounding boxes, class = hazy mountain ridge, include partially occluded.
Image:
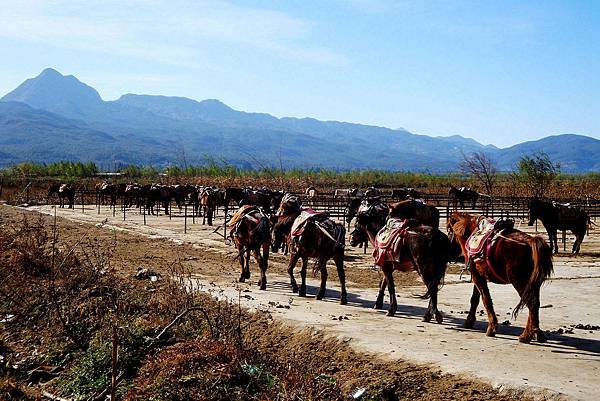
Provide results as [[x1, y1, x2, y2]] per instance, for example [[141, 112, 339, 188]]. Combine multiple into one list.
[[0, 68, 597, 172]]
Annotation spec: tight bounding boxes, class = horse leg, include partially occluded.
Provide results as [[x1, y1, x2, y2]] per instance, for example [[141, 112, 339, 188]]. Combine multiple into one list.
[[572, 231, 583, 254], [244, 248, 251, 280], [465, 285, 480, 329], [374, 277, 386, 309], [550, 229, 558, 253], [202, 206, 206, 225], [237, 247, 247, 282], [334, 253, 348, 305], [384, 264, 397, 317], [316, 260, 328, 301], [259, 242, 269, 291], [472, 270, 498, 337], [299, 256, 308, 297], [252, 248, 266, 290], [208, 207, 213, 226], [287, 253, 300, 293]]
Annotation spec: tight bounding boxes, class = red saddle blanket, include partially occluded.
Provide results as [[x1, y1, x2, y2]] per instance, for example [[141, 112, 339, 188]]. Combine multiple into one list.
[[372, 218, 409, 267]]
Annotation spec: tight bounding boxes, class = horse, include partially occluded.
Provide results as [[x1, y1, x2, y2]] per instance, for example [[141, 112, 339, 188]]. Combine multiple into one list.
[[528, 198, 589, 254], [334, 188, 361, 198], [449, 186, 479, 208], [199, 187, 219, 225], [388, 199, 439, 229], [229, 205, 271, 290], [48, 183, 75, 208], [97, 182, 119, 207], [145, 185, 171, 215], [124, 183, 142, 208], [271, 201, 348, 305], [447, 212, 553, 343], [349, 201, 449, 321]]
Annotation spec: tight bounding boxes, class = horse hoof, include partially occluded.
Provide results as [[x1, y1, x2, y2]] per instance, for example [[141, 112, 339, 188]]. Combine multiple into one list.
[[422, 314, 432, 323], [340, 297, 348, 305], [316, 293, 325, 301], [486, 327, 496, 337], [518, 334, 532, 343], [464, 317, 475, 329], [373, 302, 383, 310], [299, 291, 306, 297], [259, 284, 266, 291], [238, 277, 246, 283], [435, 312, 444, 324], [386, 310, 395, 317], [536, 331, 547, 343]]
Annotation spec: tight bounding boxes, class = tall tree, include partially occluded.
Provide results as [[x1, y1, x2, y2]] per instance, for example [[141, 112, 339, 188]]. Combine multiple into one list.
[[517, 151, 560, 198], [459, 152, 498, 198]]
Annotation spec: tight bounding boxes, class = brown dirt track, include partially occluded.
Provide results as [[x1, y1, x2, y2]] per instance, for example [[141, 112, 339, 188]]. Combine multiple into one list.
[[3, 204, 599, 400]]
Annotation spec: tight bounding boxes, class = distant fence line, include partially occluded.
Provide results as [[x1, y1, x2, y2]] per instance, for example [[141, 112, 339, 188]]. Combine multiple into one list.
[[29, 187, 600, 222]]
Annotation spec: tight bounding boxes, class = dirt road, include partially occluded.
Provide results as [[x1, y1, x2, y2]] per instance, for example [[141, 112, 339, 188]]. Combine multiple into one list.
[[24, 205, 600, 400]]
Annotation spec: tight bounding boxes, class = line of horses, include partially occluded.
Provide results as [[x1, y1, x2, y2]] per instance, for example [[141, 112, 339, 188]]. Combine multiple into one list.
[[226, 191, 592, 344]]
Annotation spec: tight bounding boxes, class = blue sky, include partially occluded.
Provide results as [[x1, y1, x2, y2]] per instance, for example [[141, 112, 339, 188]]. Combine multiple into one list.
[[0, 0, 598, 147]]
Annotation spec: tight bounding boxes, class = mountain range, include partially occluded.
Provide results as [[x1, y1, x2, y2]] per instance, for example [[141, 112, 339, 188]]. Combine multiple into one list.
[[1, 68, 598, 172]]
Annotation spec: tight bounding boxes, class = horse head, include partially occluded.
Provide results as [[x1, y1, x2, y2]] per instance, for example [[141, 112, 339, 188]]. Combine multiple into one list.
[[527, 198, 542, 226]]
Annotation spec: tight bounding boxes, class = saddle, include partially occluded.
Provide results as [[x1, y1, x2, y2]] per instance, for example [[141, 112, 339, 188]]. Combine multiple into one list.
[[372, 218, 409, 267], [228, 205, 260, 228], [466, 217, 515, 283], [290, 208, 330, 237], [289, 208, 342, 252]]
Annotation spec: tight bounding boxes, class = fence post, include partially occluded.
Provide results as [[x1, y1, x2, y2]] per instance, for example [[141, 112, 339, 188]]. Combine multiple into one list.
[[143, 205, 147, 225]]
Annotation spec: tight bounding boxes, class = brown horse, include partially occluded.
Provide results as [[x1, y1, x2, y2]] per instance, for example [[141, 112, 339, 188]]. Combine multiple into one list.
[[229, 206, 271, 290], [199, 187, 218, 225], [447, 212, 553, 343], [528, 198, 589, 254], [48, 183, 75, 208], [349, 202, 449, 321], [272, 206, 347, 304]]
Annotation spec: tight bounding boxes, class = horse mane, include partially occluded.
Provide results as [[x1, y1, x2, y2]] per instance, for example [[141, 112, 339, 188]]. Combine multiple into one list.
[[449, 212, 475, 240]]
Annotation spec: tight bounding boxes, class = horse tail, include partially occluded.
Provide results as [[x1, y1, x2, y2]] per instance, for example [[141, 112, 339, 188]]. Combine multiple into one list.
[[251, 216, 271, 248], [414, 229, 448, 299], [513, 236, 553, 318]]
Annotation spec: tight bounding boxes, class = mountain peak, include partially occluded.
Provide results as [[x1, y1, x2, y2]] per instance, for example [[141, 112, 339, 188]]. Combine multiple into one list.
[[39, 67, 63, 78], [1, 68, 103, 118]]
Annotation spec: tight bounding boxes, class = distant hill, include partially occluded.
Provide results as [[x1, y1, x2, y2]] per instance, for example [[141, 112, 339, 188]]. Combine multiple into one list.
[[0, 68, 598, 172]]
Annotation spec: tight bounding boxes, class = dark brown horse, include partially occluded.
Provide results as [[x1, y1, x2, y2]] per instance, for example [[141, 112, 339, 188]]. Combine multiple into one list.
[[528, 198, 589, 254], [229, 206, 271, 290], [389, 200, 440, 229], [48, 183, 75, 208], [449, 186, 479, 208], [447, 212, 553, 343], [272, 207, 348, 304], [349, 203, 449, 321]]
